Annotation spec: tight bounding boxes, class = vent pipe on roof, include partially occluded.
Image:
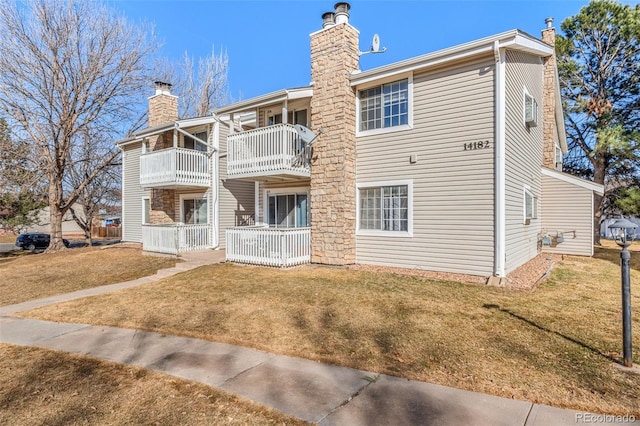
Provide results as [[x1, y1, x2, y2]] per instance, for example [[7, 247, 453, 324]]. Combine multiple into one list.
[[322, 11, 335, 28], [545, 17, 554, 29], [154, 81, 172, 96], [334, 2, 350, 25]]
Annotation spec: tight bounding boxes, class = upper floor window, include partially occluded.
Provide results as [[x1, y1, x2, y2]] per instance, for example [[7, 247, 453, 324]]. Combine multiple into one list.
[[555, 144, 563, 170], [523, 89, 538, 127], [184, 132, 208, 152], [359, 79, 409, 132]]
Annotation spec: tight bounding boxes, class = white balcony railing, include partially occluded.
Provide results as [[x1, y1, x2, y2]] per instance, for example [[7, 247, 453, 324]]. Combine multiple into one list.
[[142, 223, 211, 255], [226, 226, 311, 267], [227, 124, 310, 179], [140, 147, 210, 188]]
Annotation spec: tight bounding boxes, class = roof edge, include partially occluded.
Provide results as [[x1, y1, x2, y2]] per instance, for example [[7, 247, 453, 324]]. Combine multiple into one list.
[[541, 167, 604, 195]]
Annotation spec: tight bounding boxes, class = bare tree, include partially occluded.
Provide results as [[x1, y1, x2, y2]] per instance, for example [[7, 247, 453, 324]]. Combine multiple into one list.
[[66, 128, 121, 246], [0, 0, 156, 251], [155, 46, 229, 119]]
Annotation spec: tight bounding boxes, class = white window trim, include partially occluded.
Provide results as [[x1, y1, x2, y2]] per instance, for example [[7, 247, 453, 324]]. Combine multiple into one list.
[[262, 186, 311, 227], [523, 87, 538, 127], [523, 185, 537, 224], [179, 192, 208, 224], [142, 196, 150, 225], [356, 179, 413, 237], [356, 74, 414, 137]]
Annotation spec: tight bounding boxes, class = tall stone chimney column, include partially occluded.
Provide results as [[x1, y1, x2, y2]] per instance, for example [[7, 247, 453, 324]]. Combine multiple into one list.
[[309, 2, 359, 265], [147, 81, 178, 224], [541, 18, 559, 169]]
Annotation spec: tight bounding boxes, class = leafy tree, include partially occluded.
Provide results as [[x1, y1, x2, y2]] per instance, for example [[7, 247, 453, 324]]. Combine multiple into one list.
[[556, 0, 640, 244], [0, 0, 156, 251], [0, 118, 47, 233]]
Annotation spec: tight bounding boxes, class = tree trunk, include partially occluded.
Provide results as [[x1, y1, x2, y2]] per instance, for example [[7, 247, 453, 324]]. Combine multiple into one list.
[[46, 177, 67, 252], [593, 159, 606, 246]]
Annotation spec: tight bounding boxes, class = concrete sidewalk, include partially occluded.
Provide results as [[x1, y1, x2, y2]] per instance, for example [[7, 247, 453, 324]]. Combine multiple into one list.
[[1, 251, 636, 425]]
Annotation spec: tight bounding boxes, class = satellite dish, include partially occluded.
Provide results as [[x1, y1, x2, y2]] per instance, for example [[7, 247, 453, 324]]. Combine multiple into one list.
[[372, 34, 380, 52], [295, 124, 319, 145], [359, 34, 387, 56]]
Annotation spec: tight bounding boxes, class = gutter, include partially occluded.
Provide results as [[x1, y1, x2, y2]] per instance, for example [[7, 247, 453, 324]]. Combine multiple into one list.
[[493, 41, 506, 277]]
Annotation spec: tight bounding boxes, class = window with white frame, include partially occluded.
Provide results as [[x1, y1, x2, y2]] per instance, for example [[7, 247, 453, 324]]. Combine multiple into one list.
[[524, 89, 538, 127], [268, 193, 308, 228], [182, 196, 208, 224], [359, 79, 409, 132], [358, 182, 412, 234], [524, 186, 537, 222], [555, 144, 563, 170], [183, 131, 208, 152], [142, 197, 150, 224]]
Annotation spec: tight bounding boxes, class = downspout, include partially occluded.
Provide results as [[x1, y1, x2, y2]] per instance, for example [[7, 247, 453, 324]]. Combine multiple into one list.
[[212, 120, 220, 249], [494, 40, 506, 277]]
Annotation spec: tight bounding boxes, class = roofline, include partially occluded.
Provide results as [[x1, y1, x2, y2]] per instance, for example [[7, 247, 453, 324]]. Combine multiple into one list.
[[115, 115, 219, 146], [216, 87, 313, 114], [541, 167, 604, 195], [350, 29, 553, 87]]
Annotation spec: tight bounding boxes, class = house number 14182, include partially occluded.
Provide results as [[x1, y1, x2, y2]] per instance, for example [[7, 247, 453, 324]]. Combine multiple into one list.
[[463, 140, 490, 151]]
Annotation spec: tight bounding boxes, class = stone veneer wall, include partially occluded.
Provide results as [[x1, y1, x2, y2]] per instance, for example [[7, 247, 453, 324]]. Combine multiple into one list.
[[309, 23, 360, 265], [148, 92, 179, 224], [541, 27, 558, 169]]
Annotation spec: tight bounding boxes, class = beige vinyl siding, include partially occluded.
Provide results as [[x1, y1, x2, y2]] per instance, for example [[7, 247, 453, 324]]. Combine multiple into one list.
[[356, 57, 495, 276], [541, 173, 594, 256], [218, 122, 255, 247], [121, 143, 148, 242], [504, 50, 544, 273]]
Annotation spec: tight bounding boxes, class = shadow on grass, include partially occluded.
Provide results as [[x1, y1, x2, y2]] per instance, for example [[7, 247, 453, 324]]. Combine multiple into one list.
[[593, 245, 640, 272], [482, 303, 620, 365]]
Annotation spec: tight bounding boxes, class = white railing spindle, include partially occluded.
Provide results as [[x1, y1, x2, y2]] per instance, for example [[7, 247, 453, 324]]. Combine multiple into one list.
[[142, 224, 212, 254]]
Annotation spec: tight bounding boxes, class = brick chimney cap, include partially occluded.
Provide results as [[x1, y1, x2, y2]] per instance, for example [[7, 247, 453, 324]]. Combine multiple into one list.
[[154, 81, 172, 88]]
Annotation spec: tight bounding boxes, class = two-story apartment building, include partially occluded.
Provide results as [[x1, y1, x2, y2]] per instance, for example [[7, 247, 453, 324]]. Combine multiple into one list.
[[118, 2, 603, 279]]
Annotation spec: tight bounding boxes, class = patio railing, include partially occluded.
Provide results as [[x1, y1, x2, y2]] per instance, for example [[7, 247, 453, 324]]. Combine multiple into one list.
[[225, 226, 311, 267], [226, 124, 310, 179], [142, 223, 211, 254], [140, 147, 210, 188]]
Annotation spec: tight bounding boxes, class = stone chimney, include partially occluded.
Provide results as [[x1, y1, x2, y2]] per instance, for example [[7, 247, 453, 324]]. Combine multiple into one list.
[[147, 81, 178, 153], [309, 2, 359, 265], [148, 81, 178, 224], [541, 18, 559, 169]]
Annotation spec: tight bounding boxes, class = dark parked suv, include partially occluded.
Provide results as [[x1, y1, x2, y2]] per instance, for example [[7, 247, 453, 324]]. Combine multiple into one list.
[[15, 233, 70, 252]]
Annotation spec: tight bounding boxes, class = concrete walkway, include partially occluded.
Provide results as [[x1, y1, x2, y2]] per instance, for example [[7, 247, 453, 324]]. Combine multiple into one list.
[[0, 251, 636, 425]]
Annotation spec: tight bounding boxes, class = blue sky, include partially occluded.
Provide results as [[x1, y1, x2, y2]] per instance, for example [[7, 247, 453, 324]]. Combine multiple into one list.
[[113, 0, 622, 103]]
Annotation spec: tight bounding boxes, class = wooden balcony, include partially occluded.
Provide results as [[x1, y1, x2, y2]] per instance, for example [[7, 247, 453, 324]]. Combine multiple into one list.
[[142, 223, 211, 255], [226, 124, 310, 180], [140, 147, 210, 188], [225, 226, 311, 267]]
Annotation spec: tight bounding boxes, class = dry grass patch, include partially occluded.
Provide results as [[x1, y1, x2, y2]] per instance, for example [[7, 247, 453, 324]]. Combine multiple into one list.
[[0, 246, 177, 306], [0, 343, 307, 425], [23, 245, 640, 416]]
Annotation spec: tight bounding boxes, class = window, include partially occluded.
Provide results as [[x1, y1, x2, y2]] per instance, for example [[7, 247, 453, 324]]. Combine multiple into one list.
[[555, 144, 563, 170], [268, 109, 308, 127], [524, 186, 537, 222], [184, 132, 208, 152], [524, 90, 538, 127], [182, 197, 207, 224], [268, 193, 308, 228], [358, 181, 412, 235], [359, 79, 409, 132], [142, 197, 150, 224]]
